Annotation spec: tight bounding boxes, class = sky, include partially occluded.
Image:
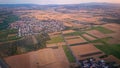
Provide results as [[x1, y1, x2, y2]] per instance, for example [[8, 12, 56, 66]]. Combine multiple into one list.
[[0, 0, 120, 4]]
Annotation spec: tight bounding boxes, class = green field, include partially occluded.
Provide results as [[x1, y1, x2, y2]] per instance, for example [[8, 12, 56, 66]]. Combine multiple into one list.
[[47, 35, 64, 44], [88, 26, 114, 34], [95, 44, 120, 59], [0, 29, 20, 42], [63, 31, 85, 36], [62, 45, 75, 62]]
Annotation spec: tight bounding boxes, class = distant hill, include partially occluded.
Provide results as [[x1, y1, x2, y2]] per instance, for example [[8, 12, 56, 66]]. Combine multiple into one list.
[[0, 3, 120, 10]]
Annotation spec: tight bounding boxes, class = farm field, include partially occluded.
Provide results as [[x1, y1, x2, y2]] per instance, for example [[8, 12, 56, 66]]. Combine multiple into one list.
[[82, 34, 96, 40], [4, 48, 69, 68], [86, 30, 107, 38], [65, 36, 87, 45], [0, 29, 20, 42], [47, 35, 64, 44], [62, 45, 75, 62], [95, 44, 120, 59], [70, 44, 105, 60], [88, 26, 114, 34]]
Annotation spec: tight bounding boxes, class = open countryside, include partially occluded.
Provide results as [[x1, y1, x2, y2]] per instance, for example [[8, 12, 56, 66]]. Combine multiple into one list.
[[0, 2, 120, 68]]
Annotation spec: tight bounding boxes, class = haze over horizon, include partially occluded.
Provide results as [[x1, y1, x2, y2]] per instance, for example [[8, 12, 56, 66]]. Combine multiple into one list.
[[0, 0, 120, 4]]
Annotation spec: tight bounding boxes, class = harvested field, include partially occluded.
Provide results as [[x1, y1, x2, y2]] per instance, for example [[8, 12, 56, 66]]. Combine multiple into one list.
[[62, 30, 75, 34], [4, 48, 69, 68], [70, 44, 105, 60], [63, 22, 73, 27], [87, 30, 107, 38], [46, 42, 66, 48], [53, 46, 70, 68], [82, 34, 96, 40], [48, 32, 61, 37], [103, 23, 120, 33], [65, 36, 86, 45], [106, 33, 120, 44], [110, 33, 120, 40], [65, 36, 80, 40], [108, 38, 120, 44], [103, 55, 120, 64], [46, 43, 58, 48]]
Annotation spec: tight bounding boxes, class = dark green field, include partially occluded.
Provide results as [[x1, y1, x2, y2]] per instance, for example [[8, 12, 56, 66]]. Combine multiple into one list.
[[95, 44, 120, 59], [62, 45, 75, 62]]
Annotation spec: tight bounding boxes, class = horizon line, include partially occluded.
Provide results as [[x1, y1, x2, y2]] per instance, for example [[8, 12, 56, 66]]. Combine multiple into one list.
[[0, 2, 120, 5]]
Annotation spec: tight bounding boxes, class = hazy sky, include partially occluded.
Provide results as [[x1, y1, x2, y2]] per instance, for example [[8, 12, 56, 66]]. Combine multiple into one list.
[[0, 0, 120, 4]]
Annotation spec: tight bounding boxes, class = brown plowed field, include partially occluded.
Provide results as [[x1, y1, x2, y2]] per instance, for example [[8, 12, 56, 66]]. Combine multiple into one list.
[[65, 36, 86, 45], [62, 30, 75, 34], [87, 30, 107, 38], [4, 48, 69, 68], [82, 34, 96, 40], [103, 23, 120, 33], [70, 44, 104, 60]]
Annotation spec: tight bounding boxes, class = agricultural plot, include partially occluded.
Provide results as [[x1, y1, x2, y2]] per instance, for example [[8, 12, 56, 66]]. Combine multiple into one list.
[[0, 29, 20, 42], [70, 44, 105, 60], [65, 36, 80, 40], [65, 36, 87, 45], [107, 34, 120, 44], [88, 26, 114, 34], [82, 34, 96, 41], [62, 45, 75, 62], [47, 35, 64, 44], [46, 42, 65, 48], [62, 30, 75, 35], [95, 44, 120, 59], [102, 23, 120, 33], [53, 46, 70, 68], [103, 55, 120, 64], [86, 30, 107, 38], [63, 31, 84, 36], [108, 39, 120, 44], [4, 48, 68, 68], [48, 32, 61, 38]]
